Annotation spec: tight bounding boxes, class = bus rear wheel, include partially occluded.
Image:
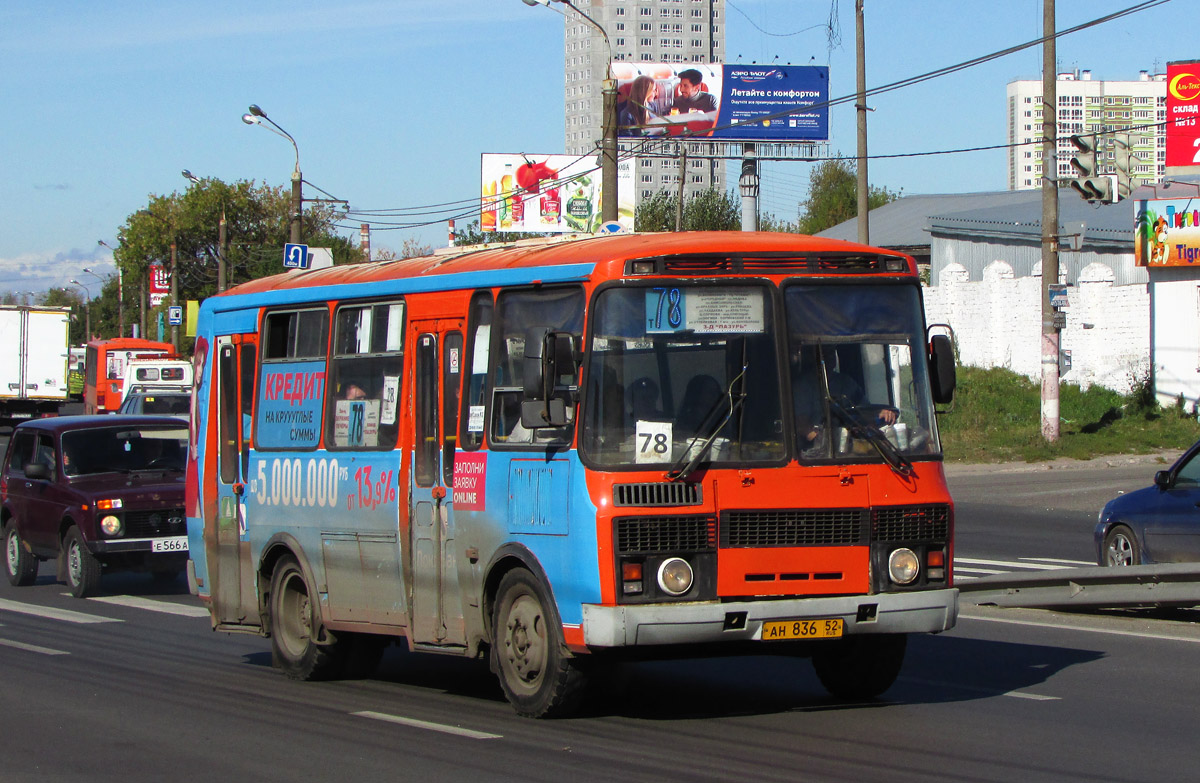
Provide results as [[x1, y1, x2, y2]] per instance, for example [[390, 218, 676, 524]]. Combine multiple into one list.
[[491, 568, 587, 718], [269, 556, 346, 681], [812, 633, 907, 700]]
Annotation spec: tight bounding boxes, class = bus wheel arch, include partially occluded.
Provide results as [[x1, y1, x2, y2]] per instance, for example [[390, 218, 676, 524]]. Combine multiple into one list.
[[484, 549, 588, 718]]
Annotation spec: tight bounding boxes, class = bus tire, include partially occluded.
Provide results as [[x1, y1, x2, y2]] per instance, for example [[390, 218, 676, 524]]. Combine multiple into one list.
[[64, 527, 101, 598], [490, 568, 587, 718], [812, 633, 907, 700], [5, 521, 38, 587], [269, 556, 345, 681]]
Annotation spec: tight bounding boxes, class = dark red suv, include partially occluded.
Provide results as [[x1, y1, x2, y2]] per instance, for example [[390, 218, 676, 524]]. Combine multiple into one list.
[[2, 415, 188, 598]]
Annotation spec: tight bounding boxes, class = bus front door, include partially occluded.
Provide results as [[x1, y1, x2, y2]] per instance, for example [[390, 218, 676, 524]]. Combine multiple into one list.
[[213, 335, 258, 627], [409, 324, 467, 648]]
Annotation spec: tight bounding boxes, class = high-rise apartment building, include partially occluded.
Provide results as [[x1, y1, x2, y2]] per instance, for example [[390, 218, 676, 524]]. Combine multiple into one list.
[[561, 0, 726, 203], [1007, 70, 1166, 191]]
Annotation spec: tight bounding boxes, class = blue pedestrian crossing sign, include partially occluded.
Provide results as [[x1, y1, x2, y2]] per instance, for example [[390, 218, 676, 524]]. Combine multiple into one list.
[[283, 243, 310, 269]]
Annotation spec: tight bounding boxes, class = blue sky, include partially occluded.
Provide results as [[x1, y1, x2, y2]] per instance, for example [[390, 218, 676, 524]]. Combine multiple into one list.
[[0, 0, 1191, 294]]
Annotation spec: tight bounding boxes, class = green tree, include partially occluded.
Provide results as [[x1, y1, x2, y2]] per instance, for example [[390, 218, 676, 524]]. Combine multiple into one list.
[[451, 221, 544, 247], [110, 178, 362, 340], [634, 187, 740, 232], [797, 158, 900, 235]]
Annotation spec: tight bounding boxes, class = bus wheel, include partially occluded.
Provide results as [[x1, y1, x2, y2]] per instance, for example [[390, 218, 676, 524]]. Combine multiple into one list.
[[812, 633, 907, 700], [64, 527, 101, 598], [269, 556, 345, 681], [491, 569, 587, 718], [5, 521, 38, 587]]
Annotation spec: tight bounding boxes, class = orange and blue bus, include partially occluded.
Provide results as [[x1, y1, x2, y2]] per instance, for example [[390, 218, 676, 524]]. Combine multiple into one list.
[[186, 231, 958, 717], [84, 337, 176, 414]]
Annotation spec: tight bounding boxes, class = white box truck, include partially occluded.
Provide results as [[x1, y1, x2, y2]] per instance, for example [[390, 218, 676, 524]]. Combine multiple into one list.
[[0, 305, 70, 426]]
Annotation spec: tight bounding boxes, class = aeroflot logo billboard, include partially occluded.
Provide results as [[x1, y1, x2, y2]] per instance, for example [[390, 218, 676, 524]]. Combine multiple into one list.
[[611, 62, 829, 142]]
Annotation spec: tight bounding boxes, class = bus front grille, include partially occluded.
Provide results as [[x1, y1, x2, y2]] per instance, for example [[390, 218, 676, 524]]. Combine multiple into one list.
[[613, 482, 702, 507], [872, 505, 951, 542], [720, 509, 867, 548], [615, 515, 717, 554]]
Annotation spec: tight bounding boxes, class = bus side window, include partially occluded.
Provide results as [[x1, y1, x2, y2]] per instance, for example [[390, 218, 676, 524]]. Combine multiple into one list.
[[488, 287, 583, 448], [460, 292, 493, 451], [328, 300, 405, 450], [442, 332, 463, 485]]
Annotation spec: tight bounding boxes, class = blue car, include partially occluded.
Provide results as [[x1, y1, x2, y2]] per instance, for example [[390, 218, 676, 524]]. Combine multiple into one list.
[[1096, 442, 1200, 566]]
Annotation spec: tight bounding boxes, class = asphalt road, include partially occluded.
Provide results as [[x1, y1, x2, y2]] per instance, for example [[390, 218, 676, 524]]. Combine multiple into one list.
[[2, 416, 1196, 780], [2, 572, 1199, 781]]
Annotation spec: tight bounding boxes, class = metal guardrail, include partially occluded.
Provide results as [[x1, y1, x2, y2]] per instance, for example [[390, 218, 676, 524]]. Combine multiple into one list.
[[957, 563, 1200, 609]]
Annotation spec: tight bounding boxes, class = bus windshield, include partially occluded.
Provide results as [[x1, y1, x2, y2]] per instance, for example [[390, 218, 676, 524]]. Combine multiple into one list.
[[583, 283, 785, 468], [785, 283, 941, 461]]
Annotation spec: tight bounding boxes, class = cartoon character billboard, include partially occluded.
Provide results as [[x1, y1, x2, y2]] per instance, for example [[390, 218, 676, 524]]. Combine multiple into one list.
[[612, 62, 829, 142], [1135, 197, 1200, 267]]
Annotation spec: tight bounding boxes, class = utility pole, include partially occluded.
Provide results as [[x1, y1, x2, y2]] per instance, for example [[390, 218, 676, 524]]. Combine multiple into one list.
[[675, 146, 687, 231], [739, 143, 759, 231], [170, 241, 179, 352], [1040, 0, 1061, 442], [218, 210, 228, 293], [601, 74, 619, 223], [855, 0, 869, 244]]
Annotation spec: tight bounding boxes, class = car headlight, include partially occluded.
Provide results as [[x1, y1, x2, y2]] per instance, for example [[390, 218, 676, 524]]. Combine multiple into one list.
[[657, 557, 694, 596], [888, 547, 919, 585], [100, 515, 123, 536]]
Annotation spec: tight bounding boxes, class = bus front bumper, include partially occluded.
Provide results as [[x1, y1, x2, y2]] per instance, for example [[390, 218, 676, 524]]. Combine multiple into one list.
[[581, 588, 958, 648]]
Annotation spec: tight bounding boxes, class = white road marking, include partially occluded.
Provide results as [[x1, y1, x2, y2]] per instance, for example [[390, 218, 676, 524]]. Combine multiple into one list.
[[961, 613, 1200, 644], [953, 566, 1006, 576], [352, 711, 502, 740], [956, 558, 1074, 570], [86, 595, 210, 617], [0, 637, 70, 655], [0, 598, 121, 624], [904, 677, 1059, 701], [1018, 557, 1093, 566]]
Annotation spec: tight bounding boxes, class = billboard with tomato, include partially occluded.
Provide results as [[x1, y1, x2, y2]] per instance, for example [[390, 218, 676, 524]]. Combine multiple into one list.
[[481, 153, 634, 234], [1166, 60, 1200, 171]]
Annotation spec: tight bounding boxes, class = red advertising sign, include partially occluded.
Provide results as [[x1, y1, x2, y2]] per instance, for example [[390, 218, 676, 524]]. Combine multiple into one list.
[[452, 451, 488, 511], [149, 260, 170, 306], [1166, 60, 1200, 169]]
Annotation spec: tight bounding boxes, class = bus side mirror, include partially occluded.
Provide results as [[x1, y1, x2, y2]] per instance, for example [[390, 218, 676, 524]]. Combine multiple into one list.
[[521, 327, 577, 428], [929, 334, 956, 405]]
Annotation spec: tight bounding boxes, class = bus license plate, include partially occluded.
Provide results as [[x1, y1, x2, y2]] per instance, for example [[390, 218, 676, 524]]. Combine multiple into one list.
[[761, 617, 843, 641], [152, 537, 188, 553]]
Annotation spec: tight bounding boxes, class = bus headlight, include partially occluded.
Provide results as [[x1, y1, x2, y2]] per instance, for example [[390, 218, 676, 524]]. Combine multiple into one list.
[[657, 557, 694, 596], [888, 548, 919, 585], [100, 515, 123, 537]]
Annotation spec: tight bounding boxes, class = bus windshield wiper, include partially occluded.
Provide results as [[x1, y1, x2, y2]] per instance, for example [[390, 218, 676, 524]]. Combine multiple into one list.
[[667, 367, 746, 482], [826, 397, 914, 477]]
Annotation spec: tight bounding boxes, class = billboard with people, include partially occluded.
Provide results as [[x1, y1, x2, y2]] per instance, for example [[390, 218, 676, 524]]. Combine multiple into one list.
[[612, 62, 829, 142]]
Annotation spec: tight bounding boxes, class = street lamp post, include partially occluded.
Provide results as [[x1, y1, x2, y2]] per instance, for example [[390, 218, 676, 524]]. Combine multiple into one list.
[[93, 244, 125, 337], [242, 105, 303, 244], [69, 279, 91, 341], [182, 170, 228, 292], [522, 0, 618, 224]]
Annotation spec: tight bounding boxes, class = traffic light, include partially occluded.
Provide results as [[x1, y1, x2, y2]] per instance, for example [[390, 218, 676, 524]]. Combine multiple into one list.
[[1112, 133, 1139, 201], [1069, 134, 1099, 177], [1067, 134, 1113, 204]]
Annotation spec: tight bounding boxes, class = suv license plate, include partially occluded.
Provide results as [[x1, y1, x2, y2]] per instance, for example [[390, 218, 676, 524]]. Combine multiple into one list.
[[761, 617, 843, 641], [152, 537, 189, 553]]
